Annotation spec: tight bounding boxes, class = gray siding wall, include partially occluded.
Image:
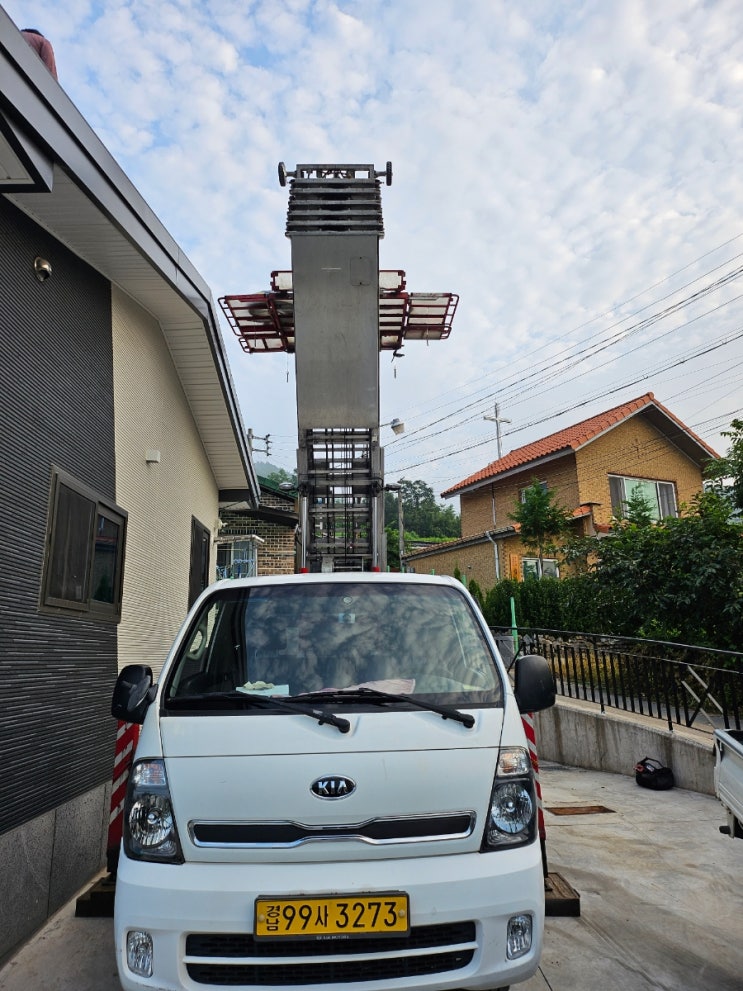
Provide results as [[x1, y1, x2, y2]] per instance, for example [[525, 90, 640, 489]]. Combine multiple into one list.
[[0, 197, 118, 958]]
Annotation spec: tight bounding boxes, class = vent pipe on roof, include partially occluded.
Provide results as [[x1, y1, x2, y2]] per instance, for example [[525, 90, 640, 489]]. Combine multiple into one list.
[[21, 29, 58, 80]]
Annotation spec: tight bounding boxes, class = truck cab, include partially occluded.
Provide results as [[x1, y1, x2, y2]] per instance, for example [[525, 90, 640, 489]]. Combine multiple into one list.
[[112, 572, 554, 991]]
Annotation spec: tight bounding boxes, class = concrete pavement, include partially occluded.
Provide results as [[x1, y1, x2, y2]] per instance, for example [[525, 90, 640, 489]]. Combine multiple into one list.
[[522, 763, 742, 990], [1, 762, 740, 991]]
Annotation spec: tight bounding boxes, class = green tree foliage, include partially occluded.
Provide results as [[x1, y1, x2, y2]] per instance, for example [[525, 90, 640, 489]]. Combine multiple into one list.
[[467, 578, 485, 611], [508, 480, 572, 576], [620, 487, 657, 526], [483, 492, 743, 650], [385, 526, 402, 570], [264, 467, 297, 488], [450, 568, 485, 610], [483, 579, 520, 627], [705, 418, 743, 512], [384, 479, 460, 539], [483, 490, 743, 648], [589, 490, 743, 648]]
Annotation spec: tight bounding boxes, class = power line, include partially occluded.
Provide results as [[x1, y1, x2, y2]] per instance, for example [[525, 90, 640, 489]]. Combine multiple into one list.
[[388, 274, 743, 457], [387, 321, 743, 473], [388, 236, 743, 434]]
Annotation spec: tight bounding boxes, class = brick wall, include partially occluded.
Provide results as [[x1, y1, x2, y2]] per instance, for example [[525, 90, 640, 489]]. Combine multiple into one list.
[[574, 417, 703, 526], [460, 454, 578, 539], [219, 508, 297, 576], [406, 537, 498, 589]]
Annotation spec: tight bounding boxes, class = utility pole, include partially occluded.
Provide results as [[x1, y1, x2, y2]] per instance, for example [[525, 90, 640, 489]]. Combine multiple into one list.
[[483, 402, 511, 460], [247, 429, 272, 457], [384, 482, 405, 571], [397, 485, 405, 572]]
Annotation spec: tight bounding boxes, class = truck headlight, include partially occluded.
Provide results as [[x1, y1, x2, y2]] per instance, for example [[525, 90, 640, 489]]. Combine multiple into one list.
[[124, 759, 183, 863], [483, 747, 537, 849]]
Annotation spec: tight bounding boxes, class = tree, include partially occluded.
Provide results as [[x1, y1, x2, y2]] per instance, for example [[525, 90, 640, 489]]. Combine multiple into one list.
[[705, 418, 743, 513], [384, 479, 460, 539], [264, 467, 297, 488], [509, 480, 572, 577], [588, 491, 743, 648], [620, 487, 657, 526]]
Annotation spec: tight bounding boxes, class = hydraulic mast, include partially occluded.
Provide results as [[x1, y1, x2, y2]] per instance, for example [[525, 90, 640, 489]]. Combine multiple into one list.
[[220, 162, 458, 573]]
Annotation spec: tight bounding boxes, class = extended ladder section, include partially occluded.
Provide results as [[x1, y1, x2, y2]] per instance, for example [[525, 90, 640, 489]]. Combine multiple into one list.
[[219, 162, 457, 572], [300, 428, 382, 572]]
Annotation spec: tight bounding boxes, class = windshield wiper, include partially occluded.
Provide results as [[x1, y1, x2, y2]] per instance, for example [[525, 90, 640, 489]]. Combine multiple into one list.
[[293, 687, 475, 729], [166, 691, 350, 733]]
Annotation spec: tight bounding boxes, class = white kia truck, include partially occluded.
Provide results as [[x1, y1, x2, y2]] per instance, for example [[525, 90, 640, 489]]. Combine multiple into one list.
[[111, 572, 555, 991]]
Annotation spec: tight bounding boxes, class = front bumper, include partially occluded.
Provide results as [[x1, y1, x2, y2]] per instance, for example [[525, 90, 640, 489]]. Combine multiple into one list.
[[114, 845, 545, 991]]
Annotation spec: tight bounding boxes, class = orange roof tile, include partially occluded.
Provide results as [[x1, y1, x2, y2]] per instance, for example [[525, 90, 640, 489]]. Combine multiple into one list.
[[442, 392, 718, 497]]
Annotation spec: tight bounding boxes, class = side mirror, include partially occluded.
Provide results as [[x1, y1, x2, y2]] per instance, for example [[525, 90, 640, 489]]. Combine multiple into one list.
[[513, 654, 555, 713], [112, 664, 156, 724]]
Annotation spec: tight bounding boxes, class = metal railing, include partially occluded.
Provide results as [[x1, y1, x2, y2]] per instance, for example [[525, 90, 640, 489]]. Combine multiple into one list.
[[492, 628, 743, 732]]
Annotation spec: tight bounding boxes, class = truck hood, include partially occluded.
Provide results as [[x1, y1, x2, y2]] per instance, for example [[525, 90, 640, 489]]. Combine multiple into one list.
[[158, 707, 505, 863]]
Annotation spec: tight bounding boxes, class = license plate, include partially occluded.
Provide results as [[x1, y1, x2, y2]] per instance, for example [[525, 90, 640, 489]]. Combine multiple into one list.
[[254, 893, 409, 939]]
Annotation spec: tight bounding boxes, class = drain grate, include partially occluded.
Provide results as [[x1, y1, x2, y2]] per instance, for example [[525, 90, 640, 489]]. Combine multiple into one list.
[[547, 805, 615, 816]]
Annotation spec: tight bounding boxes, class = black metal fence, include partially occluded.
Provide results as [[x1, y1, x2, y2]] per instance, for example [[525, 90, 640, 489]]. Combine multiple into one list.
[[491, 627, 743, 732]]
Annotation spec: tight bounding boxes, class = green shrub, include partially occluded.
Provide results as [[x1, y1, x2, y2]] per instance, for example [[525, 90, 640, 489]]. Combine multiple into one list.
[[483, 580, 521, 627], [482, 574, 603, 634], [467, 578, 485, 610]]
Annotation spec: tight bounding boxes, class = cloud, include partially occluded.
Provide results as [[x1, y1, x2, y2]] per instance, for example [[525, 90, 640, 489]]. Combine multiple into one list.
[[5, 0, 743, 493]]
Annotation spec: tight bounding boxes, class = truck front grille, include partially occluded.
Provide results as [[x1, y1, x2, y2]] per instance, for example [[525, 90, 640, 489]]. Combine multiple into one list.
[[190, 812, 475, 848], [185, 921, 476, 985]]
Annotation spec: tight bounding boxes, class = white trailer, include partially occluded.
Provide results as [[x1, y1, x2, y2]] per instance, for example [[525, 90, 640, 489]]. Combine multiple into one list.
[[714, 728, 743, 839]]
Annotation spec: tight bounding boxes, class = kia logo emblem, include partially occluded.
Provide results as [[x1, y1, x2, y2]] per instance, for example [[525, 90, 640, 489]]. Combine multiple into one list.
[[311, 775, 356, 799]]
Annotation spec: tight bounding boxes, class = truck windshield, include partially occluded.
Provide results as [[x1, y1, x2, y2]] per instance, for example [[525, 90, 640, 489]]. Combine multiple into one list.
[[163, 582, 502, 709]]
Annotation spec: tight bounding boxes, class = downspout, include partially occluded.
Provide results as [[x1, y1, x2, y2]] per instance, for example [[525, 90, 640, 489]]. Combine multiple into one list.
[[486, 482, 501, 580], [485, 530, 501, 581]]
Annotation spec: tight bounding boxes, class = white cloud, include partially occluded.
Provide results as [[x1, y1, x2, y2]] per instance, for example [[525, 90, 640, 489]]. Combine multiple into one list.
[[5, 0, 743, 492]]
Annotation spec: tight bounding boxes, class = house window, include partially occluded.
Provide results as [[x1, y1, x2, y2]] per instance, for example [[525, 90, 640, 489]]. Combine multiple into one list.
[[608, 475, 677, 520], [519, 480, 548, 503], [522, 557, 559, 579], [216, 538, 258, 580], [42, 469, 126, 620]]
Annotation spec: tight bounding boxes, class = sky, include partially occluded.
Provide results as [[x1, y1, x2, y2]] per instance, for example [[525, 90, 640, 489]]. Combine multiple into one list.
[[5, 0, 743, 504]]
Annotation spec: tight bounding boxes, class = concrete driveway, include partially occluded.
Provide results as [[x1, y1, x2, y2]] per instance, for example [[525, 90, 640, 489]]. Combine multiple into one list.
[[1, 762, 740, 990]]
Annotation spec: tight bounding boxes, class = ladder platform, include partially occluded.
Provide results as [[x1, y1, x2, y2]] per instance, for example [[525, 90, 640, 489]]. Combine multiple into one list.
[[220, 280, 457, 354]]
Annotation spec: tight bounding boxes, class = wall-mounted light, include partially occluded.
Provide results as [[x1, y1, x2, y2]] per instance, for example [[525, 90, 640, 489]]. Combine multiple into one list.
[[34, 256, 52, 282], [145, 449, 161, 463]]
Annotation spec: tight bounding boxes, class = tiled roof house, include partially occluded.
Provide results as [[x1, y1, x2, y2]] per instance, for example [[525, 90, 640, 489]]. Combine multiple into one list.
[[405, 393, 718, 586]]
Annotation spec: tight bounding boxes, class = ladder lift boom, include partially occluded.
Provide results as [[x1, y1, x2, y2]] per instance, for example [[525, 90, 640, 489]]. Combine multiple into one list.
[[219, 162, 458, 573]]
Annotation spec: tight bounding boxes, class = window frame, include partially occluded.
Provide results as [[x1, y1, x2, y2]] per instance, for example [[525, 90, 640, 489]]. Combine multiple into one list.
[[522, 557, 559, 579], [519, 480, 548, 503], [216, 538, 258, 580], [608, 474, 677, 521], [41, 467, 127, 621]]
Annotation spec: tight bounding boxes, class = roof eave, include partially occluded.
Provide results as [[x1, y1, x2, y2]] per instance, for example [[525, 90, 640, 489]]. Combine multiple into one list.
[[443, 447, 574, 498]]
